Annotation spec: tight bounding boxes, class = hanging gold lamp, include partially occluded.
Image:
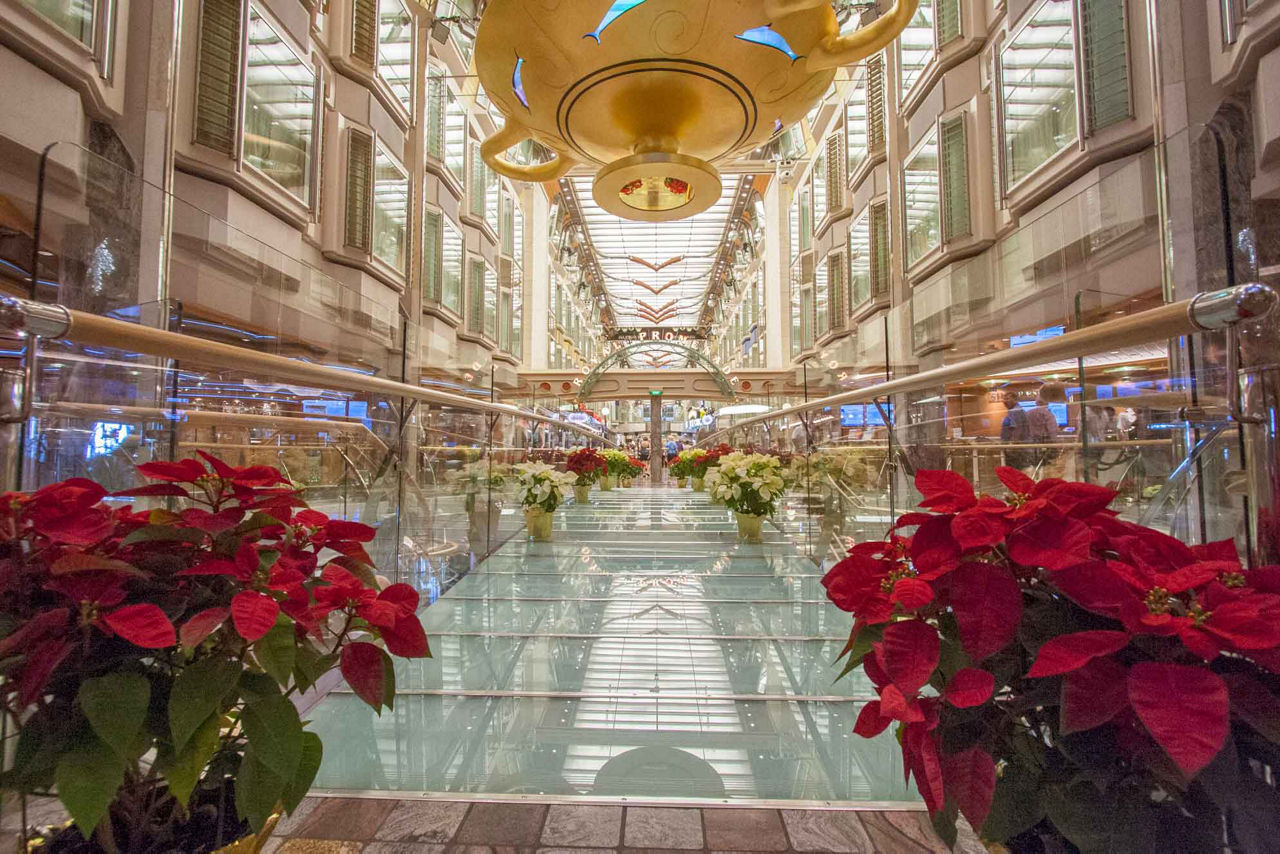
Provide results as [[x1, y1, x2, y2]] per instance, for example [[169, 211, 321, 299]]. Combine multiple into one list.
[[474, 0, 919, 222]]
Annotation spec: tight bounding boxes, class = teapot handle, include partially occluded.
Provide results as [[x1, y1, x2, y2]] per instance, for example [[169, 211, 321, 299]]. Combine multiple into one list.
[[804, 0, 920, 73], [481, 120, 577, 183]]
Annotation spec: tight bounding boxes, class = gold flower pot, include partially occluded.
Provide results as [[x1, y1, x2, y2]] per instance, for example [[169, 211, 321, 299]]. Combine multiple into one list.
[[573, 483, 592, 503], [525, 508, 555, 541], [475, 0, 918, 222], [676, 477, 688, 489], [691, 477, 705, 492], [601, 475, 616, 491], [735, 512, 764, 544]]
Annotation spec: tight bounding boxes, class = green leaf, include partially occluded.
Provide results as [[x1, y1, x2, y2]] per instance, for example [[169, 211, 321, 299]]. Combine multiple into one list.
[[281, 732, 323, 815], [1, 707, 65, 790], [241, 694, 303, 780], [236, 512, 284, 536], [293, 644, 338, 695], [982, 759, 1044, 843], [55, 735, 124, 837], [170, 657, 241, 751], [255, 618, 297, 688], [235, 747, 286, 833], [120, 525, 208, 547], [240, 670, 283, 704], [79, 673, 151, 760], [380, 647, 397, 712], [159, 712, 222, 809], [930, 799, 959, 850], [834, 622, 882, 683]]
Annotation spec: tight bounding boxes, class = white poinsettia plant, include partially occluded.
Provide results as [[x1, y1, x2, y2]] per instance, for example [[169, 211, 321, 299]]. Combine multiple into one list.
[[452, 460, 507, 492], [706, 452, 787, 517], [513, 461, 578, 513]]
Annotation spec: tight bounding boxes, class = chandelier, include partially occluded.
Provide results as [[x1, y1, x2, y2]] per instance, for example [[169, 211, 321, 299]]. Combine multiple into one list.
[[474, 0, 919, 222]]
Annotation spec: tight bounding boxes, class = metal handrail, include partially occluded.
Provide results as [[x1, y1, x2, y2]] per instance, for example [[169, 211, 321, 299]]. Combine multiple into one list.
[[0, 296, 619, 448], [698, 284, 1277, 446]]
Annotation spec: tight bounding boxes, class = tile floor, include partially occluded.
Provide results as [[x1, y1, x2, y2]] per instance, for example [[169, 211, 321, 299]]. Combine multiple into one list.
[[265, 797, 984, 853]]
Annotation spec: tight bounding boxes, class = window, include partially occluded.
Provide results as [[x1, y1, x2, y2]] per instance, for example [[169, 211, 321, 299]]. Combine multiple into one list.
[[815, 252, 829, 335], [344, 130, 373, 251], [22, 0, 95, 45], [797, 183, 813, 252], [484, 262, 497, 339], [373, 142, 409, 272], [469, 140, 496, 224], [1000, 0, 1078, 187], [485, 165, 500, 234], [812, 144, 828, 224], [243, 6, 316, 204], [437, 0, 477, 63], [377, 0, 413, 114], [936, 0, 961, 46], [789, 259, 803, 358], [848, 200, 890, 309], [444, 86, 467, 185], [1081, 0, 1130, 132], [501, 195, 515, 255], [423, 208, 443, 303], [940, 116, 971, 240], [904, 129, 941, 267], [899, 0, 934, 99], [846, 73, 869, 175], [442, 216, 464, 314], [426, 67, 445, 159]]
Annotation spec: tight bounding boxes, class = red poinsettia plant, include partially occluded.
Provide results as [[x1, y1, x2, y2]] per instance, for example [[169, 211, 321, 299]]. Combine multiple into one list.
[[825, 467, 1280, 852], [565, 448, 608, 486], [690, 443, 732, 478], [0, 453, 429, 851]]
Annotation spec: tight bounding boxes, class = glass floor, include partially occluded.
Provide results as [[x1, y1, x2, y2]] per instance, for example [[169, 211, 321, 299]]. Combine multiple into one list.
[[308, 488, 915, 805]]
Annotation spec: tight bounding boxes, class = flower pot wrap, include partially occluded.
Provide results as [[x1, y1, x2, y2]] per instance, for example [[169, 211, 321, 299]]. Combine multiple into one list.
[[735, 512, 765, 544], [524, 507, 554, 541], [573, 483, 591, 504]]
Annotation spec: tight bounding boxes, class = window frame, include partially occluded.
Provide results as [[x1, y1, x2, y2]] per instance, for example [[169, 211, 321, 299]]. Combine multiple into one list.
[[375, 0, 415, 120], [902, 125, 942, 270], [371, 139, 411, 275]]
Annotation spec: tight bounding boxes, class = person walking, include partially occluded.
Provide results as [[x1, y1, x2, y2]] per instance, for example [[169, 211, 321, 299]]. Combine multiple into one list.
[[1000, 390, 1033, 471]]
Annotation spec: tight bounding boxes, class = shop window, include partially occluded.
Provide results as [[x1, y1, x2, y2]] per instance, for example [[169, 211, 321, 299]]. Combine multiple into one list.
[[373, 143, 409, 272], [940, 116, 971, 241], [1081, 0, 1131, 131], [899, 0, 934, 99], [243, 6, 316, 204], [904, 128, 941, 267], [1000, 0, 1078, 187], [344, 130, 373, 251], [23, 0, 96, 45], [377, 0, 413, 115], [442, 216, 464, 315], [195, 0, 243, 156]]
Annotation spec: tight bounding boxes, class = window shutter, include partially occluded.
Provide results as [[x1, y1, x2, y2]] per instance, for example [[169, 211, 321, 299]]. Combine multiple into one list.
[[867, 55, 886, 149], [869, 201, 889, 299], [826, 134, 844, 211], [940, 117, 971, 241], [352, 0, 377, 65], [828, 254, 845, 331], [194, 0, 242, 155], [469, 142, 486, 218], [1082, 0, 1131, 132], [423, 209, 443, 303], [468, 258, 485, 334], [936, 0, 961, 46], [344, 130, 373, 251], [426, 72, 445, 159]]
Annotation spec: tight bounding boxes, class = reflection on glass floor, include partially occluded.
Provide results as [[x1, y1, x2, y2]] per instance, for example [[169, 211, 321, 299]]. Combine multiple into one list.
[[308, 488, 915, 804]]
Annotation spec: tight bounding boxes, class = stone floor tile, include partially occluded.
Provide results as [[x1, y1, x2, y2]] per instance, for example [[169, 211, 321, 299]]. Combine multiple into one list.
[[295, 799, 398, 841], [781, 809, 874, 852], [702, 808, 788, 852], [538, 848, 618, 854], [454, 803, 548, 846], [857, 812, 946, 854], [540, 805, 623, 848], [364, 844, 449, 854], [622, 807, 703, 850], [277, 840, 365, 853], [444, 847, 535, 854], [277, 798, 325, 837], [375, 801, 470, 843]]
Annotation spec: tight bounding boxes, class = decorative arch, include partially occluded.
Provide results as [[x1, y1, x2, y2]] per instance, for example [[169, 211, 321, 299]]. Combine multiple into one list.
[[578, 341, 734, 401]]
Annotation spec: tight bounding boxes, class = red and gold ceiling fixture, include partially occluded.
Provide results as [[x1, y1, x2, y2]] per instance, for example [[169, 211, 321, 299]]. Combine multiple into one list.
[[475, 0, 919, 222]]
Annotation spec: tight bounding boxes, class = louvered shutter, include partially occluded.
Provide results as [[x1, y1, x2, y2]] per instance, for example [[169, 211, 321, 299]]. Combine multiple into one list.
[[940, 117, 971, 241], [468, 259, 485, 333], [426, 72, 445, 159], [195, 0, 242, 155], [1082, 0, 1131, 132], [936, 0, 961, 46], [352, 0, 377, 65], [867, 55, 886, 149], [826, 134, 844, 211], [345, 130, 373, 251], [869, 202, 889, 299], [828, 254, 845, 331], [423, 209, 443, 303]]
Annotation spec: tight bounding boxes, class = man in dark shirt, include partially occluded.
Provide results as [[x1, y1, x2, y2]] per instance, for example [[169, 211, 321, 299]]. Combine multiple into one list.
[[1000, 390, 1033, 470]]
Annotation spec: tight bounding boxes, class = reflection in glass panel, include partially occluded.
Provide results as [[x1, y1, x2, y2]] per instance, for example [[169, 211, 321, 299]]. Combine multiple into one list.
[[22, 0, 94, 45], [899, 0, 933, 98], [244, 6, 316, 203], [848, 209, 871, 307], [373, 144, 409, 272], [377, 0, 413, 114], [1001, 0, 1077, 186], [442, 217, 463, 314], [904, 130, 940, 267], [846, 75, 869, 175], [444, 87, 467, 184]]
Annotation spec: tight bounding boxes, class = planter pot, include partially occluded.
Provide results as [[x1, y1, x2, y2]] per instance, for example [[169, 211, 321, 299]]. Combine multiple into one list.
[[691, 477, 705, 492], [677, 477, 688, 489], [735, 512, 765, 544], [573, 483, 591, 503], [525, 508, 554, 541], [621, 477, 634, 487], [600, 475, 616, 491]]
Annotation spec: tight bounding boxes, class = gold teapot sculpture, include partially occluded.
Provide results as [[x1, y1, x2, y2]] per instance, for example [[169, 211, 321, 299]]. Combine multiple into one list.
[[475, 0, 919, 222]]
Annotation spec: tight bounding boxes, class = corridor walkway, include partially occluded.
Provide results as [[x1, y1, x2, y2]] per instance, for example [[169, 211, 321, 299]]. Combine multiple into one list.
[[308, 488, 913, 805]]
